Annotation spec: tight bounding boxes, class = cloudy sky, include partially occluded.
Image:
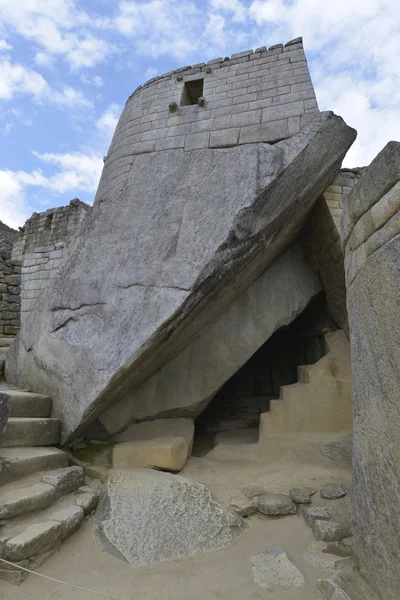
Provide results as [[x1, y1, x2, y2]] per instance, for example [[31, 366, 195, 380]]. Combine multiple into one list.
[[0, 0, 399, 229]]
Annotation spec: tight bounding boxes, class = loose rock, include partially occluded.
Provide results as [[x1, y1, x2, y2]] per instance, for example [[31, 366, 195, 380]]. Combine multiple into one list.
[[302, 505, 331, 527], [290, 487, 317, 504], [240, 483, 267, 499], [229, 496, 257, 517], [320, 483, 347, 499], [112, 437, 189, 472], [76, 492, 99, 514], [257, 492, 297, 516], [312, 519, 351, 542], [251, 548, 305, 589]]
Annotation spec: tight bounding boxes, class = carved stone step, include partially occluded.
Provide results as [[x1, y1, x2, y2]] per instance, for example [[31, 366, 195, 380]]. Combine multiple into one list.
[[0, 447, 68, 482], [1, 418, 60, 448]]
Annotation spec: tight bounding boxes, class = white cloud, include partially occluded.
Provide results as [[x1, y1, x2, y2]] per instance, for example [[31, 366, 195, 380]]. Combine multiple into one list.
[[81, 74, 104, 87], [0, 170, 31, 229], [0, 39, 12, 51], [96, 104, 121, 141], [34, 52, 53, 67], [0, 0, 112, 70], [31, 151, 103, 194], [210, 0, 246, 22]]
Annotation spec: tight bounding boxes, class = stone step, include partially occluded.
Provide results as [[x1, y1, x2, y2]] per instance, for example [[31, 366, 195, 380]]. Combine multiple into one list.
[[0, 447, 68, 482], [1, 418, 60, 448], [0, 482, 55, 519], [297, 364, 311, 383], [8, 391, 52, 418], [279, 381, 305, 400]]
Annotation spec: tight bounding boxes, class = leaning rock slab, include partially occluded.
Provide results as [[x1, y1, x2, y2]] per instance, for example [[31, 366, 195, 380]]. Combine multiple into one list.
[[94, 468, 246, 565], [112, 437, 189, 472], [341, 142, 400, 600], [251, 548, 305, 589], [6, 111, 356, 442]]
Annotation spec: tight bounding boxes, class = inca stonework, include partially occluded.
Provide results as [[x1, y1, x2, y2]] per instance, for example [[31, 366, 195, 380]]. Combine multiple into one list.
[[2, 38, 400, 599]]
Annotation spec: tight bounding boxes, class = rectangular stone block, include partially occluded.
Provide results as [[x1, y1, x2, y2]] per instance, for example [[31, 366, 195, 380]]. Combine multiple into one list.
[[239, 119, 289, 144], [230, 110, 262, 128], [184, 132, 210, 151], [262, 101, 305, 122], [209, 128, 240, 148], [155, 136, 185, 151]]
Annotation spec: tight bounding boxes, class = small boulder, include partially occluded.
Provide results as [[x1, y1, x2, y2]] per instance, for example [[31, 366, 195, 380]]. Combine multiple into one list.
[[229, 496, 257, 517], [290, 487, 317, 504], [251, 548, 305, 589], [112, 437, 189, 472], [312, 519, 351, 542], [320, 483, 347, 499], [257, 492, 297, 516], [76, 492, 99, 514], [240, 483, 268, 499], [302, 505, 331, 527], [94, 468, 246, 565]]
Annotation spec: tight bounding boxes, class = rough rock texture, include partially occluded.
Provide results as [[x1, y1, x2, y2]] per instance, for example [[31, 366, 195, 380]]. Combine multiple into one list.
[[290, 487, 316, 504], [257, 492, 297, 515], [304, 542, 353, 570], [0, 392, 11, 444], [229, 496, 257, 517], [101, 244, 322, 434], [341, 142, 400, 600], [42, 466, 85, 498], [6, 111, 356, 442], [318, 570, 381, 600], [312, 520, 351, 542], [251, 548, 305, 589], [112, 437, 189, 472], [320, 483, 347, 499], [94, 468, 246, 565]]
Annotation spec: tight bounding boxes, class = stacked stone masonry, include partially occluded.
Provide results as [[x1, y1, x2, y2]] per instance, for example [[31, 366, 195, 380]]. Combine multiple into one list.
[[102, 38, 319, 199], [0, 246, 21, 337], [305, 170, 360, 334], [12, 200, 90, 325]]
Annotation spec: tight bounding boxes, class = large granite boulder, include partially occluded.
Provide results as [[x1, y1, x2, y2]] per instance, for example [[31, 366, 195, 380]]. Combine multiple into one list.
[[6, 111, 355, 442], [94, 468, 246, 565], [0, 392, 11, 444], [341, 141, 400, 600]]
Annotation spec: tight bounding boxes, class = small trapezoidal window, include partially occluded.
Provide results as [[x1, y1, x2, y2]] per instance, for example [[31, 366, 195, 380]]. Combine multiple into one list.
[[181, 79, 204, 106]]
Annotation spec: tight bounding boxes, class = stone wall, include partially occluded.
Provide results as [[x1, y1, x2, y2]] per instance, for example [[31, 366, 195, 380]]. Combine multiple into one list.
[[12, 199, 90, 325], [305, 170, 360, 334], [103, 38, 318, 200], [0, 243, 21, 338]]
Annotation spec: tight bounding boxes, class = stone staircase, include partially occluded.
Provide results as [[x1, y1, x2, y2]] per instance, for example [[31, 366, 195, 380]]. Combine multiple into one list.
[[0, 340, 98, 585], [210, 330, 353, 456]]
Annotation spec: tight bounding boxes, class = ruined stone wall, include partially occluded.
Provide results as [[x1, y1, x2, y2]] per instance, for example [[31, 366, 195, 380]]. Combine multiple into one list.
[[103, 38, 318, 201], [0, 243, 21, 337], [305, 170, 360, 334], [12, 199, 90, 325]]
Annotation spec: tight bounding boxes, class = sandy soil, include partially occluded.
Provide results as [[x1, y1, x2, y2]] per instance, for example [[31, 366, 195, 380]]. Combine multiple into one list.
[[1, 443, 352, 600]]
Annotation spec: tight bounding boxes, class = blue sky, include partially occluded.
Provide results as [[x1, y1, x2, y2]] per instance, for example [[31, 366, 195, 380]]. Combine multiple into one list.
[[0, 0, 399, 229]]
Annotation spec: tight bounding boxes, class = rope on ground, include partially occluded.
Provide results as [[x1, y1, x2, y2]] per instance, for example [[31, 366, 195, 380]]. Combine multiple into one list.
[[0, 557, 130, 600]]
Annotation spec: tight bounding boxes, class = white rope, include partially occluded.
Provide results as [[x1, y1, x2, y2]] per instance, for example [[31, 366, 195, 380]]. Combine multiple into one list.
[[0, 557, 130, 599]]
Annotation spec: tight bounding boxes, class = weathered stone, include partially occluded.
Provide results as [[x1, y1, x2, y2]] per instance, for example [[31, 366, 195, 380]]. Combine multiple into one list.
[[257, 492, 297, 515], [49, 506, 84, 540], [302, 505, 331, 527], [112, 437, 189, 472], [312, 519, 351, 542], [318, 570, 381, 600], [115, 418, 194, 453], [1, 521, 63, 560], [229, 496, 257, 517], [341, 142, 400, 600], [289, 487, 316, 504], [94, 468, 246, 565], [85, 464, 109, 483], [42, 466, 85, 498], [75, 491, 99, 514], [0, 393, 11, 444], [251, 548, 305, 589], [0, 482, 55, 519], [321, 483, 347, 499], [240, 482, 268, 499], [303, 541, 354, 569], [6, 111, 356, 443]]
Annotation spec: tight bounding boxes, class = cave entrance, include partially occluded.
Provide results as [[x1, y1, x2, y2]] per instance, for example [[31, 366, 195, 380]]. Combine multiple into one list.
[[192, 292, 337, 456]]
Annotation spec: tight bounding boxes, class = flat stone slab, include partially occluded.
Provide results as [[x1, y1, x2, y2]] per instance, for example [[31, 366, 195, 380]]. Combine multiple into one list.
[[320, 482, 347, 499], [49, 506, 84, 541], [251, 548, 305, 589], [94, 468, 246, 565], [115, 418, 194, 453], [42, 466, 85, 498], [257, 492, 297, 516], [0, 418, 60, 448], [75, 492, 99, 514], [290, 487, 317, 504], [0, 482, 55, 519], [304, 541, 353, 569], [240, 482, 268, 499], [0, 447, 69, 481], [112, 437, 189, 472], [0, 521, 63, 561]]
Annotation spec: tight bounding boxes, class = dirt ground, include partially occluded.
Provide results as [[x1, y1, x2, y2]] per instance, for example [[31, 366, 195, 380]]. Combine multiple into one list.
[[1, 438, 352, 600]]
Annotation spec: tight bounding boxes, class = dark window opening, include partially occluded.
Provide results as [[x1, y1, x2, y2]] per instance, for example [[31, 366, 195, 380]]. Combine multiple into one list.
[[181, 79, 204, 106]]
